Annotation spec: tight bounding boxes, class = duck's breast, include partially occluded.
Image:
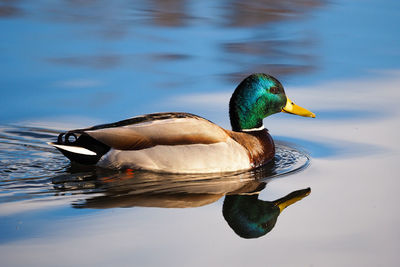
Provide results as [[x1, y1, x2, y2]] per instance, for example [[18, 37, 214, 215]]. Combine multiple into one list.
[[226, 129, 275, 168]]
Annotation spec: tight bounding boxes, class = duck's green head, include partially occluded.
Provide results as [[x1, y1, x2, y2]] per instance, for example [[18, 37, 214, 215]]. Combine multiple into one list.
[[223, 188, 310, 239], [229, 73, 315, 131]]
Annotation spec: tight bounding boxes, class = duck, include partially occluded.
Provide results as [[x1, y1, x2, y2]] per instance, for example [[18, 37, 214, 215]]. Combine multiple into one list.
[[49, 73, 315, 173]]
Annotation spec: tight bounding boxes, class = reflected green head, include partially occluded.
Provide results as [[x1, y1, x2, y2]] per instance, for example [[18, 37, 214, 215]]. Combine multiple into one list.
[[222, 188, 310, 239], [223, 194, 280, 239], [229, 73, 287, 131]]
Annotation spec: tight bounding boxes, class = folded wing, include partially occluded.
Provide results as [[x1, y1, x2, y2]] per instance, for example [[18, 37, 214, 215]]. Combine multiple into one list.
[[63, 113, 229, 151]]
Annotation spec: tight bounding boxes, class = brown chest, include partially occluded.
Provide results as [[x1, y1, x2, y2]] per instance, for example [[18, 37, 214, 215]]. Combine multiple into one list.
[[226, 129, 275, 168]]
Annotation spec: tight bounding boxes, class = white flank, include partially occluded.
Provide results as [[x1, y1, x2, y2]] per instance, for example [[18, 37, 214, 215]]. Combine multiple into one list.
[[47, 142, 97, 156], [97, 138, 251, 173]]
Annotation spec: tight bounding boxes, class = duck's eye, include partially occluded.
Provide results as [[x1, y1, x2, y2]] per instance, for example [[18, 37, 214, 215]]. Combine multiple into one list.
[[269, 87, 279, 94]]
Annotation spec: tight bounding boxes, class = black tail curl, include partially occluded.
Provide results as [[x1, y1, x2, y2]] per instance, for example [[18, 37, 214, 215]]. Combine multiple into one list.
[[55, 131, 110, 165]]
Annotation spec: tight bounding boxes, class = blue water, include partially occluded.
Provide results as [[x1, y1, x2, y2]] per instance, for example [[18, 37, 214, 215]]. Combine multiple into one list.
[[1, 0, 400, 266], [1, 0, 399, 124]]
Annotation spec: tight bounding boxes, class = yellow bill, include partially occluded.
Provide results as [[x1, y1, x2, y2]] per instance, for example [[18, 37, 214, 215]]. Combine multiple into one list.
[[282, 97, 316, 118], [275, 188, 311, 213]]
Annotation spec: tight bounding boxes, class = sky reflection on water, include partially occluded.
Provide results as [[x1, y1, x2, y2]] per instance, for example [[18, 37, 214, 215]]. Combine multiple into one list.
[[1, 0, 400, 266]]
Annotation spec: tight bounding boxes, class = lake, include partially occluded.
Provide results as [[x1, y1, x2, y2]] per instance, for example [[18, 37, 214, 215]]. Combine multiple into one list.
[[1, 0, 399, 266]]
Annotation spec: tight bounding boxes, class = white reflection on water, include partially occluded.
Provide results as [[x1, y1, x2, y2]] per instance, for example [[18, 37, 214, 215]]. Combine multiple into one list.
[[53, 79, 104, 89]]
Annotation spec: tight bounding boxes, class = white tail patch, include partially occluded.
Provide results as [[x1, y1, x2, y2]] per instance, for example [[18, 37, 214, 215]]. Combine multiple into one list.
[[48, 142, 97, 156]]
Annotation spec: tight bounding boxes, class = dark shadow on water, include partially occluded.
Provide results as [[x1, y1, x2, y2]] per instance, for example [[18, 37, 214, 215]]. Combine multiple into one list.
[[0, 4, 23, 18]]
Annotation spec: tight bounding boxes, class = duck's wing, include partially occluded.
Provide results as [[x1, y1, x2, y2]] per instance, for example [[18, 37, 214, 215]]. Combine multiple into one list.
[[72, 112, 229, 150], [51, 112, 230, 160]]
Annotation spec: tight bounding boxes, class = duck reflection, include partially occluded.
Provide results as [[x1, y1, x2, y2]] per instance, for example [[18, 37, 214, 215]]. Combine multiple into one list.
[[52, 162, 310, 238], [223, 188, 310, 238], [53, 165, 271, 209]]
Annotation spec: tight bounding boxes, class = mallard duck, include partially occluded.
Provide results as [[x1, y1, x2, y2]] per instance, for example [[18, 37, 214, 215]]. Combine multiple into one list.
[[49, 73, 315, 173]]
